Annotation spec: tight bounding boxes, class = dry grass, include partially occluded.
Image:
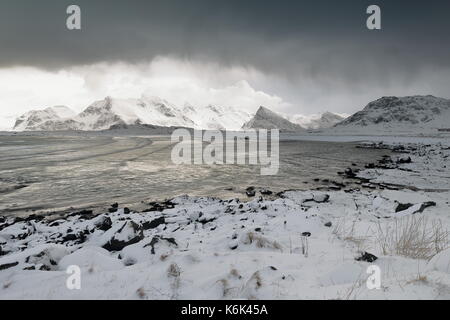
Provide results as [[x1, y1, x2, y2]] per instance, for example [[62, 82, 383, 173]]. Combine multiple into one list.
[[167, 263, 182, 299], [249, 271, 263, 289], [242, 232, 283, 251], [376, 216, 449, 260], [160, 253, 170, 261], [332, 219, 369, 251], [167, 263, 181, 278], [217, 279, 234, 298]]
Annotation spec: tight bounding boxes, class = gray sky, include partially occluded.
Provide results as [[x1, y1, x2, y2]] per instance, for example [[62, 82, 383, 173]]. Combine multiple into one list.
[[0, 0, 449, 128]]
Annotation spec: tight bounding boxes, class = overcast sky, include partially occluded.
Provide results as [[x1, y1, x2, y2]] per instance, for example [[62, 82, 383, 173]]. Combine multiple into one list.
[[0, 0, 449, 128]]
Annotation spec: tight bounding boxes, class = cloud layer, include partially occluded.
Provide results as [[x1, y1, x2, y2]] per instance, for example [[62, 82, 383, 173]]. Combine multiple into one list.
[[0, 0, 450, 128]]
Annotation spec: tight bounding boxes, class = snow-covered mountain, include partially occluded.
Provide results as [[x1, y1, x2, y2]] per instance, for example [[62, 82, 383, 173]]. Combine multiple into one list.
[[334, 95, 450, 134], [288, 112, 347, 130], [182, 103, 252, 131], [13, 96, 251, 131], [242, 106, 305, 131], [13, 106, 76, 131], [73, 96, 196, 130]]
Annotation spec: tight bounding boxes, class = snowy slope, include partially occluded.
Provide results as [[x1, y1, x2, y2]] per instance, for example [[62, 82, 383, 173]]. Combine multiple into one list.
[[182, 103, 252, 130], [73, 96, 196, 131], [243, 106, 305, 131], [13, 106, 76, 131], [333, 95, 450, 134], [12, 97, 252, 131], [288, 112, 347, 130], [0, 141, 449, 299]]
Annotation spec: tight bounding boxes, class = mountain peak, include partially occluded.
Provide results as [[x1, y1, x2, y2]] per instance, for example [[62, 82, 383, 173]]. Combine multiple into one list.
[[335, 95, 450, 133], [13, 105, 76, 131], [243, 106, 304, 131]]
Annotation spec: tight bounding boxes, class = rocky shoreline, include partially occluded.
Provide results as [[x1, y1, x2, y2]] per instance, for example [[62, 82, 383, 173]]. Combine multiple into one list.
[[0, 141, 449, 299]]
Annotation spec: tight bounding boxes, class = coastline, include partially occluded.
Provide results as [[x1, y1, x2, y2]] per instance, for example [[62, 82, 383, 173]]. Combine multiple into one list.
[[1, 137, 449, 299]]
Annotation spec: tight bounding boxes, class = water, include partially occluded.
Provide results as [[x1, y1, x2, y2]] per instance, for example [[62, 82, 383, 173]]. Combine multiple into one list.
[[0, 133, 389, 216]]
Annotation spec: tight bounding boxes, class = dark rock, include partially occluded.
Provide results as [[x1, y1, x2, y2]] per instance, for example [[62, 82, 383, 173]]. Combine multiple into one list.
[[344, 168, 357, 178], [25, 214, 44, 222], [68, 209, 94, 217], [395, 203, 414, 213], [224, 206, 235, 214], [396, 201, 436, 214], [123, 207, 131, 214], [144, 236, 178, 254], [62, 234, 78, 242], [111, 203, 119, 209], [324, 222, 332, 227], [255, 228, 262, 232], [355, 252, 378, 263], [417, 201, 437, 213], [0, 246, 10, 256], [246, 190, 256, 197], [142, 216, 165, 230], [0, 261, 19, 271], [260, 189, 273, 195], [397, 156, 412, 164], [108, 207, 117, 213], [103, 221, 144, 252], [23, 266, 36, 270], [269, 266, 278, 271], [13, 217, 25, 224], [94, 216, 112, 231], [198, 215, 216, 225], [301, 232, 311, 237], [146, 200, 175, 212]]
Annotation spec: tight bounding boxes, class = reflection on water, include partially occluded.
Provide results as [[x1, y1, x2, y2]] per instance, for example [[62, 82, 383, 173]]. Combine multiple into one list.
[[0, 134, 389, 216]]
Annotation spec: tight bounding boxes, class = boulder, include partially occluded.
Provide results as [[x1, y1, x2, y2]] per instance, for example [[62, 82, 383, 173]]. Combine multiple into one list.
[[102, 221, 144, 252], [355, 251, 378, 263], [94, 215, 112, 231], [142, 216, 165, 230]]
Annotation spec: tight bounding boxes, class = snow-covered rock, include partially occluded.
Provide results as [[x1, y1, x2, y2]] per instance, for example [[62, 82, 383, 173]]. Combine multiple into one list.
[[182, 103, 252, 131], [242, 106, 305, 131], [13, 106, 76, 131], [12, 96, 254, 131], [59, 246, 124, 272], [288, 111, 347, 130], [334, 95, 450, 134]]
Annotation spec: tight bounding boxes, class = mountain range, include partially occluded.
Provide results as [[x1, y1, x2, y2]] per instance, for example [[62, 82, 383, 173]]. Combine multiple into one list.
[[12, 96, 342, 132], [12, 94, 450, 134], [13, 96, 253, 131]]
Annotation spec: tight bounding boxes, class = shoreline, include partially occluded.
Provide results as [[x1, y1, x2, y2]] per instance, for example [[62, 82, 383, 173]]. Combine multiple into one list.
[[1, 138, 449, 299]]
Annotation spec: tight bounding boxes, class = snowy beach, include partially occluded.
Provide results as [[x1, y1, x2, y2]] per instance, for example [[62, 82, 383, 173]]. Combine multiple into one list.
[[1, 136, 449, 299]]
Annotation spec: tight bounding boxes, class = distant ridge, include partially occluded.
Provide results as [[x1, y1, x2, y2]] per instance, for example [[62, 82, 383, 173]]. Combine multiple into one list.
[[242, 106, 305, 132]]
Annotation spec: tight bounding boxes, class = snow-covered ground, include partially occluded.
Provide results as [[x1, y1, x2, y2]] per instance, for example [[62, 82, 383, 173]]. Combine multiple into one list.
[[0, 138, 449, 300]]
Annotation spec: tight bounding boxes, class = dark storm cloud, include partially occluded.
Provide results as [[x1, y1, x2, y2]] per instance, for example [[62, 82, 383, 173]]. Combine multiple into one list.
[[0, 0, 449, 116], [0, 0, 449, 73]]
